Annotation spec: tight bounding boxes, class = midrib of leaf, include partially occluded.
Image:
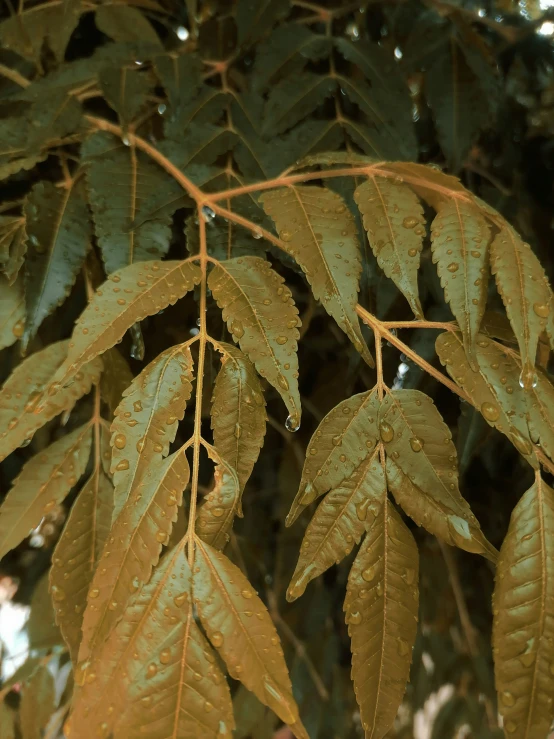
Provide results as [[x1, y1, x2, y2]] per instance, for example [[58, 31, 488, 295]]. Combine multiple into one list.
[[375, 499, 390, 738], [510, 228, 531, 354], [455, 198, 471, 346]]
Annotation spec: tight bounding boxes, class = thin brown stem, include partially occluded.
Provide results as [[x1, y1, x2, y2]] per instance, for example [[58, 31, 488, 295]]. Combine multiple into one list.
[[0, 62, 30, 88], [438, 540, 479, 658]]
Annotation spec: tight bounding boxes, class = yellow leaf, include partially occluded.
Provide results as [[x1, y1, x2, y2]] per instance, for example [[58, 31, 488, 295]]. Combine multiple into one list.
[[50, 427, 114, 664], [211, 342, 267, 493], [0, 275, 24, 351], [51, 260, 201, 387], [288, 446, 385, 601], [196, 444, 241, 550], [0, 423, 92, 559], [208, 256, 301, 422], [380, 390, 497, 561], [489, 224, 551, 389], [354, 176, 425, 318], [492, 475, 554, 739], [78, 447, 190, 666], [436, 331, 536, 462], [287, 390, 380, 526], [344, 499, 419, 739], [430, 198, 491, 364], [260, 185, 373, 366], [0, 340, 101, 462], [193, 537, 305, 731]]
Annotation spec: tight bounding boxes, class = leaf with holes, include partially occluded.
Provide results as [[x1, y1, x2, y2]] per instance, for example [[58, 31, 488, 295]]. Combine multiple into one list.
[[344, 499, 419, 739]]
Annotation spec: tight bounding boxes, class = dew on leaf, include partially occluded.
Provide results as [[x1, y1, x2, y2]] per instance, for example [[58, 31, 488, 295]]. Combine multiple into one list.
[[285, 413, 300, 432]]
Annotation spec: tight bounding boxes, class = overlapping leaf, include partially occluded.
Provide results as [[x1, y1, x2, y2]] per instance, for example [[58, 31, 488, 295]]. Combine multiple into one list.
[[288, 446, 385, 601], [430, 198, 491, 363], [51, 260, 201, 387], [0, 340, 101, 462], [260, 185, 372, 365], [20, 664, 56, 739], [0, 214, 26, 283], [379, 390, 497, 560], [23, 178, 91, 349], [287, 390, 380, 525], [196, 444, 241, 550], [489, 223, 552, 389], [354, 176, 425, 318], [211, 342, 267, 492], [0, 0, 81, 61], [0, 276, 24, 351], [344, 500, 419, 739], [208, 256, 301, 422], [50, 426, 114, 664], [0, 423, 92, 559], [98, 65, 153, 126], [193, 538, 307, 737], [492, 475, 554, 739]]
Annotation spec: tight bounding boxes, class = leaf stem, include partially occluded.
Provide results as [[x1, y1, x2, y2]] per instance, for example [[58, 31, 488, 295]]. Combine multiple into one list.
[[0, 62, 30, 88]]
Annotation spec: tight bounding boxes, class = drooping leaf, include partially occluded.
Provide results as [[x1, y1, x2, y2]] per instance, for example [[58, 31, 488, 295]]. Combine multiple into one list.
[[288, 446, 385, 601], [22, 178, 91, 349], [379, 390, 497, 560], [50, 427, 114, 664], [211, 342, 267, 493], [78, 446, 190, 666], [196, 444, 241, 550], [430, 198, 491, 363], [489, 223, 551, 389], [50, 260, 201, 387], [193, 538, 306, 735], [70, 542, 234, 739], [436, 331, 536, 462], [98, 65, 153, 126], [492, 475, 554, 739], [344, 499, 419, 739], [0, 340, 101, 462], [0, 423, 92, 559], [287, 390, 380, 526], [0, 1, 81, 61], [20, 664, 56, 739], [95, 4, 162, 46], [0, 275, 24, 351], [354, 176, 425, 318], [82, 132, 177, 273], [260, 185, 373, 365], [208, 256, 301, 422]]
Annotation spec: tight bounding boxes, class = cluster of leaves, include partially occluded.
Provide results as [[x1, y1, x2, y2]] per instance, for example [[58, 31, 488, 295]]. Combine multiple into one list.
[[0, 0, 554, 738]]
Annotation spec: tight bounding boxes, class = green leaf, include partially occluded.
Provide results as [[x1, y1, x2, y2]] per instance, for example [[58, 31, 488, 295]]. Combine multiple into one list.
[[287, 390, 380, 526], [193, 538, 306, 734], [211, 342, 267, 493], [51, 260, 201, 387], [98, 64, 153, 126], [354, 176, 425, 318], [154, 52, 203, 110], [260, 185, 373, 365], [0, 214, 26, 283], [288, 446, 385, 601], [78, 446, 190, 666], [208, 256, 301, 422], [262, 72, 337, 137], [196, 444, 241, 550], [20, 664, 56, 739], [489, 223, 551, 389], [0, 1, 81, 61], [50, 427, 114, 664], [95, 5, 162, 46], [492, 475, 554, 739], [344, 499, 419, 739], [0, 275, 24, 350], [82, 132, 176, 273], [23, 178, 91, 349], [380, 390, 497, 561], [235, 0, 289, 46], [527, 370, 554, 463], [0, 340, 102, 462], [436, 331, 536, 462], [0, 423, 92, 559], [430, 198, 491, 364]]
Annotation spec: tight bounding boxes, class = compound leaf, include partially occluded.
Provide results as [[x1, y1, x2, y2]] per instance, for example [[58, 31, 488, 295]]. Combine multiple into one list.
[[430, 198, 491, 363], [354, 176, 425, 318], [211, 342, 267, 493], [492, 475, 554, 739], [344, 500, 419, 739], [288, 446, 385, 601], [51, 260, 201, 387], [0, 423, 92, 559], [490, 223, 551, 389], [260, 185, 372, 365], [193, 538, 306, 735], [23, 178, 91, 349], [208, 256, 301, 422], [380, 390, 497, 561]]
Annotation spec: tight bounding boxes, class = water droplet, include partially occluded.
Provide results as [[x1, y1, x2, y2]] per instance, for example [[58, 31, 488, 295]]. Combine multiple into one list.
[[234, 423, 241, 439], [212, 507, 224, 517], [116, 459, 129, 471], [12, 319, 24, 338], [147, 663, 158, 678], [447, 262, 459, 273], [113, 434, 126, 449], [504, 720, 517, 734], [519, 367, 538, 389], [379, 420, 394, 443], [160, 648, 171, 664], [280, 230, 292, 242], [397, 637, 410, 656], [480, 401, 500, 422], [300, 482, 316, 506], [533, 302, 549, 318], [51, 586, 66, 602], [332, 434, 342, 446], [89, 588, 99, 599], [231, 319, 244, 339], [211, 631, 224, 647], [362, 564, 378, 582], [276, 335, 288, 345], [408, 248, 417, 257], [348, 611, 362, 625], [201, 206, 215, 222], [285, 413, 300, 432], [409, 437, 424, 452], [403, 568, 416, 585], [356, 498, 371, 521], [501, 690, 515, 707], [402, 216, 419, 229]]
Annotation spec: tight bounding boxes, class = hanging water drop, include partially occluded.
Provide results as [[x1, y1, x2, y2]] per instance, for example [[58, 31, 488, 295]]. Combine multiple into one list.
[[519, 367, 538, 389], [201, 205, 216, 223], [379, 420, 394, 443], [285, 413, 300, 432]]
